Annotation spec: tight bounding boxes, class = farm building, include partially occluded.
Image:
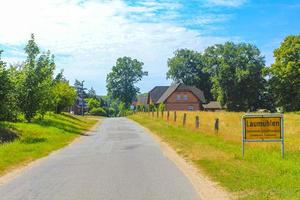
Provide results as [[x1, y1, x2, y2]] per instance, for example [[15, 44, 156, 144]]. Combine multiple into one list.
[[202, 101, 225, 112], [147, 83, 206, 111]]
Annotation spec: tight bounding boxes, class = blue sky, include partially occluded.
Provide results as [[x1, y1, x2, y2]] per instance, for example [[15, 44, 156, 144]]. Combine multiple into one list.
[[0, 0, 299, 95]]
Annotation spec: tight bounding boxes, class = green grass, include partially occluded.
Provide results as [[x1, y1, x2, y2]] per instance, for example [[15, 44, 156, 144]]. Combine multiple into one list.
[[0, 113, 99, 175], [129, 114, 300, 200]]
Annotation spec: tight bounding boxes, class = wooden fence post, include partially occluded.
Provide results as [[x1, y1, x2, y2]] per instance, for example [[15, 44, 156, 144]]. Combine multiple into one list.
[[152, 111, 154, 117], [174, 111, 177, 122], [195, 116, 199, 129], [156, 110, 159, 118], [161, 110, 164, 118], [167, 111, 170, 121], [215, 118, 219, 134], [183, 113, 187, 126]]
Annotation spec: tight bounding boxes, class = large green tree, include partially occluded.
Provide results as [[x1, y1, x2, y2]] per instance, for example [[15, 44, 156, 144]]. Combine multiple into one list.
[[18, 34, 55, 121], [268, 35, 300, 111], [106, 57, 148, 107], [167, 49, 213, 100], [204, 42, 266, 111]]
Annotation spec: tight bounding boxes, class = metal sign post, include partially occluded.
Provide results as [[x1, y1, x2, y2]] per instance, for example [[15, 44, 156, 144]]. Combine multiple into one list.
[[242, 113, 284, 159]]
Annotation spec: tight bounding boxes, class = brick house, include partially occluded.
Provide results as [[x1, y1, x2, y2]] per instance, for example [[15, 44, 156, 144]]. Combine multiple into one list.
[[147, 83, 206, 111]]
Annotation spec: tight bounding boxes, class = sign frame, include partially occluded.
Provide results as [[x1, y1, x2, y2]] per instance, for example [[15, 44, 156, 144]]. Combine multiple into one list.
[[242, 113, 284, 158]]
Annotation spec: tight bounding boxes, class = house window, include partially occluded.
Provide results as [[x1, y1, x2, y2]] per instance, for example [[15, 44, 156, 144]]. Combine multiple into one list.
[[188, 106, 194, 111], [176, 95, 181, 100], [183, 95, 188, 101]]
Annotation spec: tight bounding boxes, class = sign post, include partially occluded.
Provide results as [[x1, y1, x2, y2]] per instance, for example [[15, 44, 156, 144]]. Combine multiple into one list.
[[242, 113, 284, 158]]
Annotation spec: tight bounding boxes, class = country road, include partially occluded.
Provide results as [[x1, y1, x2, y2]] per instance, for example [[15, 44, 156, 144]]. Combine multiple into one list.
[[0, 118, 199, 200]]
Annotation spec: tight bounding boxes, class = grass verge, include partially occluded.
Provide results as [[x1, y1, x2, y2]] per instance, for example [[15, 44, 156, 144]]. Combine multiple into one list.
[[129, 114, 300, 200], [0, 113, 99, 176]]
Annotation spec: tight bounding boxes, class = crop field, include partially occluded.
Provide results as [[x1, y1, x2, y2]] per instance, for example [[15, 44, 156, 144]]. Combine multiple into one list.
[[129, 111, 300, 199]]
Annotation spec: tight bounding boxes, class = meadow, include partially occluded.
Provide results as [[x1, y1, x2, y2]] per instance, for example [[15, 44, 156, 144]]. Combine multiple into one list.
[[0, 113, 98, 175], [129, 111, 300, 199]]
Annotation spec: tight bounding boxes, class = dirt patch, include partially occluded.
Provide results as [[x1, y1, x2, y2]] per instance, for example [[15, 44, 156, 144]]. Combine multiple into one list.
[[132, 119, 233, 200]]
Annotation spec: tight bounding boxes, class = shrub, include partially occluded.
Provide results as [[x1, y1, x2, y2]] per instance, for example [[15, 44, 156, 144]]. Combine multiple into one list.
[[89, 107, 106, 116]]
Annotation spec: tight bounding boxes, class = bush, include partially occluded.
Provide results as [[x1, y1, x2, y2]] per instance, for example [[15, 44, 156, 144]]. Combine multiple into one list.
[[89, 107, 106, 116]]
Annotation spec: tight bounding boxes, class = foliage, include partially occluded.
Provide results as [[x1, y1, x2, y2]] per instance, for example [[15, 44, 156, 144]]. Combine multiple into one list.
[[74, 79, 87, 98], [86, 98, 101, 111], [204, 42, 266, 111], [118, 102, 126, 116], [149, 103, 155, 111], [158, 103, 165, 111], [87, 87, 97, 99], [36, 51, 56, 118], [19, 34, 43, 121], [89, 107, 106, 116], [268, 35, 300, 111], [0, 52, 17, 120], [136, 104, 146, 111], [106, 57, 148, 107], [54, 69, 68, 83], [52, 82, 76, 114], [167, 49, 213, 100]]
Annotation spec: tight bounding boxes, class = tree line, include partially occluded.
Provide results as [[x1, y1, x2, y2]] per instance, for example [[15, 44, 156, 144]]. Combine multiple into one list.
[[106, 34, 300, 112], [0, 34, 76, 122]]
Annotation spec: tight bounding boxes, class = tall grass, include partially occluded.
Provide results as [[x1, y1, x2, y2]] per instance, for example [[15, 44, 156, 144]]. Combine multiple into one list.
[[0, 113, 98, 175], [130, 112, 300, 199], [146, 111, 300, 151]]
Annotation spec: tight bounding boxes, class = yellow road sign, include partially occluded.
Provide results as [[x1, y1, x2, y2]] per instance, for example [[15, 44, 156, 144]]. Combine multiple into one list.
[[242, 113, 284, 158], [244, 117, 281, 140]]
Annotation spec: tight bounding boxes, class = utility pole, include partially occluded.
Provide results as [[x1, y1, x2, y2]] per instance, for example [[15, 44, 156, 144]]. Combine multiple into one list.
[[81, 80, 85, 116]]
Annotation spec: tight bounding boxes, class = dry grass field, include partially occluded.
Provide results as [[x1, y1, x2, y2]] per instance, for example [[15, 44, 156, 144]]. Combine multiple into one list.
[[146, 111, 300, 151], [130, 111, 300, 199]]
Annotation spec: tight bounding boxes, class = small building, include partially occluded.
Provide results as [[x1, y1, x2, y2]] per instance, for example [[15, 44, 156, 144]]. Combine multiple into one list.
[[70, 96, 87, 115], [147, 83, 206, 111], [202, 101, 225, 112], [132, 95, 148, 110]]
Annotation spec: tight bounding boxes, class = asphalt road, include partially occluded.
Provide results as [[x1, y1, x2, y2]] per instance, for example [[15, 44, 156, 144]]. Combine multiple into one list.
[[0, 118, 199, 200]]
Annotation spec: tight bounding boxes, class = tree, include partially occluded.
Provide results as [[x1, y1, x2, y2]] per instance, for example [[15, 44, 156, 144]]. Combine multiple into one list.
[[268, 35, 300, 111], [204, 42, 266, 111], [118, 102, 126, 116], [54, 69, 68, 83], [18, 34, 41, 121], [87, 87, 97, 99], [0, 51, 17, 120], [74, 79, 87, 116], [52, 82, 76, 113], [106, 57, 148, 107], [89, 107, 106, 116], [74, 79, 87, 98], [36, 51, 56, 118], [18, 34, 56, 121], [167, 49, 213, 100], [86, 98, 100, 111]]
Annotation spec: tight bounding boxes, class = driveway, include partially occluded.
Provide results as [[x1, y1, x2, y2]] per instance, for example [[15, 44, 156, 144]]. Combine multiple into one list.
[[0, 118, 199, 200]]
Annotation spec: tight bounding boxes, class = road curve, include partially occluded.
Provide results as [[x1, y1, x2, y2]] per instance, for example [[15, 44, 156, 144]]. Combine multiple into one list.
[[0, 118, 199, 200]]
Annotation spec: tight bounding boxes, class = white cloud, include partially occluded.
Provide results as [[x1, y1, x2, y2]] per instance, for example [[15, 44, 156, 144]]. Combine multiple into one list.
[[205, 0, 246, 7], [0, 0, 232, 94]]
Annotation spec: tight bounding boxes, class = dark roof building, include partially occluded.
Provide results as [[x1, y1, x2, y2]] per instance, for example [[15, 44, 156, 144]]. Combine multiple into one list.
[[203, 101, 225, 111], [147, 83, 206, 111], [147, 86, 169, 104]]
